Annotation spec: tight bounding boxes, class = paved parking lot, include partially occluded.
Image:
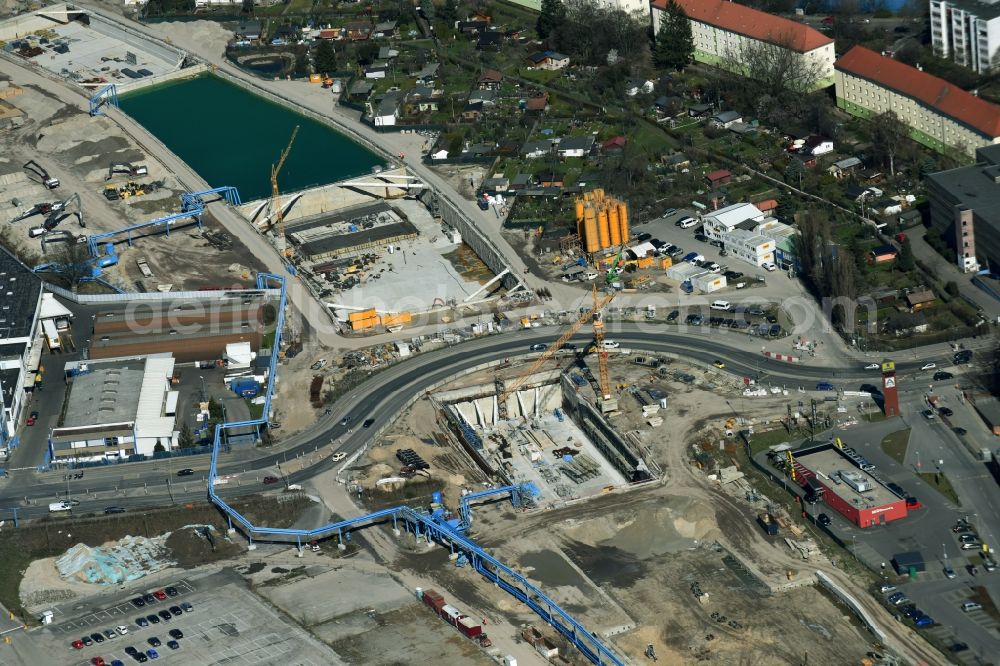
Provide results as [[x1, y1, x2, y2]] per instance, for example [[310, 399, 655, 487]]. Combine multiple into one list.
[[38, 570, 340, 666]]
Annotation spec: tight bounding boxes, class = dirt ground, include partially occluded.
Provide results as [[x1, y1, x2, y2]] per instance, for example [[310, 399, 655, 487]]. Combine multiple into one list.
[[0, 70, 265, 290]]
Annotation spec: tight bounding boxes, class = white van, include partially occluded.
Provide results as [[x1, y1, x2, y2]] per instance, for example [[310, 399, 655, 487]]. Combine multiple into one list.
[[48, 501, 72, 512], [710, 300, 732, 311], [602, 340, 620, 349], [678, 217, 697, 229]]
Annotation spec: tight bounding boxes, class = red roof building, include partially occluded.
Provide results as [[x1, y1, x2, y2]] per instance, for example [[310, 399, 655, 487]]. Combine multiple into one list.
[[650, 0, 835, 89], [835, 46, 1000, 157], [705, 169, 732, 186], [601, 136, 627, 152], [756, 198, 778, 213]]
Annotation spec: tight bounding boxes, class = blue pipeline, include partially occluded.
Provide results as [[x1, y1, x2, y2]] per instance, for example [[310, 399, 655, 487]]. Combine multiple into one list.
[[206, 273, 625, 666]]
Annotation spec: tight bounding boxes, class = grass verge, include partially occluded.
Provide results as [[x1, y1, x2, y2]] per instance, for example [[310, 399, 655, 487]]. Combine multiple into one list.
[[879, 429, 911, 464], [918, 471, 962, 506]]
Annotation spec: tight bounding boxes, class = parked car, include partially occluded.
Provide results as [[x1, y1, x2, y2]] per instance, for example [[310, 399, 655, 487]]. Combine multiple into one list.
[[878, 584, 896, 593], [168, 629, 183, 640], [168, 606, 182, 617], [944, 565, 956, 579], [164, 587, 178, 597], [959, 534, 979, 543], [666, 310, 679, 322], [117, 626, 129, 636], [91, 632, 105, 644], [961, 542, 982, 550], [961, 601, 982, 612], [73, 639, 85, 649], [103, 629, 117, 640], [953, 427, 968, 436], [724, 270, 743, 280], [180, 602, 193, 612], [933, 371, 954, 381], [166, 640, 179, 651], [762, 261, 777, 271], [26, 410, 39, 426], [131, 598, 146, 608], [817, 513, 831, 527], [636, 232, 652, 242], [694, 233, 709, 242], [922, 409, 936, 420], [147, 637, 161, 647], [135, 617, 148, 628], [146, 649, 158, 660], [153, 590, 166, 601], [914, 615, 935, 628], [157, 610, 171, 622], [145, 614, 158, 624]]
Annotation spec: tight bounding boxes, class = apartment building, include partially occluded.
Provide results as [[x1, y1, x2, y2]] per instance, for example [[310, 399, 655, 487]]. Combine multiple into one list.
[[650, 0, 835, 90], [930, 0, 1000, 73], [834, 45, 1000, 158], [926, 144, 1000, 273]]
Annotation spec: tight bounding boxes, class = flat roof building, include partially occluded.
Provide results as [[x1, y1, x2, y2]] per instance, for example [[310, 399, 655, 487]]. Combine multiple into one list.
[[49, 355, 178, 461], [0, 245, 44, 451], [287, 201, 418, 261], [792, 443, 908, 528]]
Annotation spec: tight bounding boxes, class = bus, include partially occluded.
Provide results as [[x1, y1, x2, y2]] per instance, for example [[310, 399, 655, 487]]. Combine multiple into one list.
[[42, 318, 60, 351]]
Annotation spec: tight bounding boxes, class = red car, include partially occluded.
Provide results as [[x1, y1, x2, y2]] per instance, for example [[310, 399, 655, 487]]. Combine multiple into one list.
[[91, 658, 106, 666], [72, 639, 84, 650], [26, 411, 38, 426], [263, 476, 279, 485], [153, 590, 167, 601]]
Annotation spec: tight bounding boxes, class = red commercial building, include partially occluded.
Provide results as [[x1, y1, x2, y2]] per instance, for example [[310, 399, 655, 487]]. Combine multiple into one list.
[[791, 445, 908, 528]]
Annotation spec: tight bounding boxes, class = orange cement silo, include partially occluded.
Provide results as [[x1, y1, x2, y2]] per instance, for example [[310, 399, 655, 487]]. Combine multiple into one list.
[[617, 202, 629, 243], [608, 205, 621, 246], [598, 209, 611, 249], [583, 207, 600, 254]]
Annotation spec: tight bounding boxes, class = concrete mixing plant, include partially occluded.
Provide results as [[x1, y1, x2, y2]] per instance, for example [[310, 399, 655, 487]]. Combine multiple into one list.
[[575, 189, 629, 255]]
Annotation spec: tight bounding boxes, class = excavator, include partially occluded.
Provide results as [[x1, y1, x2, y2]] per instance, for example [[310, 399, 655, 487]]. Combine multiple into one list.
[[605, 244, 626, 285], [105, 162, 148, 180], [23, 160, 59, 189]]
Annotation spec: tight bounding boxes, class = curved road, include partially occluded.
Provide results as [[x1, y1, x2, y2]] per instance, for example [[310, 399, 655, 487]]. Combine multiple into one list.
[[2, 325, 948, 515]]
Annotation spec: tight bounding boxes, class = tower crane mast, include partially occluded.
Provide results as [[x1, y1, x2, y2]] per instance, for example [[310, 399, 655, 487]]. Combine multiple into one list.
[[496, 285, 615, 418], [271, 125, 299, 257]]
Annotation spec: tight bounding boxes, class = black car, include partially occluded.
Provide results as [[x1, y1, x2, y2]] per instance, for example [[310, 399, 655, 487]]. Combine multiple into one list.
[[143, 593, 156, 604], [134, 653, 148, 664], [953, 427, 968, 436], [939, 407, 954, 417], [180, 602, 193, 612], [769, 324, 781, 337], [166, 640, 180, 650], [708, 240, 723, 248], [168, 628, 184, 639], [158, 610, 172, 622], [636, 232, 652, 242], [82, 636, 93, 647], [887, 482, 906, 497], [146, 614, 159, 625], [694, 233, 709, 242], [176, 468, 194, 477], [949, 642, 969, 653], [528, 343, 547, 352], [817, 513, 831, 527], [131, 597, 146, 608], [91, 632, 105, 644], [164, 586, 178, 597], [954, 350, 973, 364], [666, 310, 679, 322], [933, 371, 953, 381], [136, 617, 148, 628], [125, 646, 139, 656], [169, 606, 182, 617], [147, 637, 161, 647], [724, 271, 743, 280], [363, 418, 375, 428], [105, 506, 127, 514], [765, 314, 778, 324]]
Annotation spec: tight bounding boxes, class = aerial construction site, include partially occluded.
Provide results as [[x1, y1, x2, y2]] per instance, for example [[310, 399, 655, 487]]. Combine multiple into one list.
[[0, 4, 991, 666]]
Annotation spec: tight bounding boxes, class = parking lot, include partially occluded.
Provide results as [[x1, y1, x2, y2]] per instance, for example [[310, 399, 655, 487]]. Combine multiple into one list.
[[37, 570, 339, 666]]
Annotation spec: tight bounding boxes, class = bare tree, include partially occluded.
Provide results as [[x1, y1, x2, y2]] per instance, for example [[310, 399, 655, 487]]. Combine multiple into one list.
[[869, 111, 908, 177], [724, 33, 827, 96]]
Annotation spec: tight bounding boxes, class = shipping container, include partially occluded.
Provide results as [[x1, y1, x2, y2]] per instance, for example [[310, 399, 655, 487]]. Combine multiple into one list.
[[457, 616, 482, 638], [348, 308, 377, 322], [440, 604, 462, 626]]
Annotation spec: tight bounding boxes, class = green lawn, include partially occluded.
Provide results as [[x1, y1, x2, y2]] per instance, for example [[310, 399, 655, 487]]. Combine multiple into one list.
[[0, 536, 33, 618], [880, 429, 911, 464], [918, 471, 962, 507], [246, 399, 265, 420]]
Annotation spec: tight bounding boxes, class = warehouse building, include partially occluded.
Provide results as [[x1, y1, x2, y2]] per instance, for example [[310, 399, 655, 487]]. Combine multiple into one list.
[[286, 201, 418, 262], [49, 354, 178, 461], [0, 246, 44, 453], [88, 298, 265, 363], [790, 443, 908, 528]]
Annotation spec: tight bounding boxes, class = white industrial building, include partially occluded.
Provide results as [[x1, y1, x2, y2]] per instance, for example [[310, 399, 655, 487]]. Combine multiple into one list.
[[702, 203, 766, 240], [930, 0, 1000, 74], [699, 202, 795, 268], [49, 355, 178, 461], [0, 247, 43, 454], [724, 229, 776, 267]]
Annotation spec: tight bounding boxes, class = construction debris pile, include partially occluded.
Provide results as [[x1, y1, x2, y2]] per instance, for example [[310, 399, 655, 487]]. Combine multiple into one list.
[[56, 535, 174, 585]]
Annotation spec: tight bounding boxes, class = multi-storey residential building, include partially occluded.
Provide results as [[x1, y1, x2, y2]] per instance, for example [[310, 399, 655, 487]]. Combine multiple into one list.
[[834, 45, 1000, 158], [650, 0, 835, 90], [926, 144, 1000, 273], [930, 0, 1000, 74]]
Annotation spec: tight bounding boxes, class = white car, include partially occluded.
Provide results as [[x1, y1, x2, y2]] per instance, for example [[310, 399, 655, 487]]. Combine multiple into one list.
[[602, 340, 621, 349], [117, 626, 129, 636], [331, 452, 347, 462], [310, 359, 327, 371], [921, 362, 936, 371], [864, 363, 880, 370], [762, 262, 777, 272], [583, 271, 599, 281]]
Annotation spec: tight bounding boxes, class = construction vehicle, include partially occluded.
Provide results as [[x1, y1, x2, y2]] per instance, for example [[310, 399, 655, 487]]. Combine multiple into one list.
[[23, 160, 59, 189], [268, 125, 299, 256], [103, 181, 148, 201], [105, 162, 148, 180], [605, 245, 626, 285], [42, 193, 82, 230], [496, 285, 615, 418], [10, 201, 55, 223], [33, 242, 118, 279]]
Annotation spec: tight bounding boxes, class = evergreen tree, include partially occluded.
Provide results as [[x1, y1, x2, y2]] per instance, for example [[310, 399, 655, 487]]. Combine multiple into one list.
[[439, 0, 458, 24], [654, 0, 694, 70], [536, 0, 565, 40], [898, 238, 915, 272], [775, 193, 796, 223], [179, 422, 195, 449], [314, 40, 337, 74]]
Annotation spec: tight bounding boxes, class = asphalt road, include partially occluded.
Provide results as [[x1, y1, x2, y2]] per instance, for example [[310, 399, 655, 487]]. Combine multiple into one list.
[[0, 325, 960, 517]]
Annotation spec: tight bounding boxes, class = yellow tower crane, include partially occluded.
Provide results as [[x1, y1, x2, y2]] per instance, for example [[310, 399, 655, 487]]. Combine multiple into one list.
[[497, 285, 615, 419], [271, 125, 299, 257]]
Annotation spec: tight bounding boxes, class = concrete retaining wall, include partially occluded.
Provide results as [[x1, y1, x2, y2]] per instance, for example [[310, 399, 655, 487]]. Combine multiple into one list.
[[116, 63, 209, 94], [434, 194, 523, 293]]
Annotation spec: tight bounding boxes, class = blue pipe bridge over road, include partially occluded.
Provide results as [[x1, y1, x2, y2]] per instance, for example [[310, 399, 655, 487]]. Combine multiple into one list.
[[204, 272, 627, 666]]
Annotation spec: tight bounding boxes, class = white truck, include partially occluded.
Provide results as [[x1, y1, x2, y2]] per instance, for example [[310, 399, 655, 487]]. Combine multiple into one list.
[[48, 501, 72, 512]]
